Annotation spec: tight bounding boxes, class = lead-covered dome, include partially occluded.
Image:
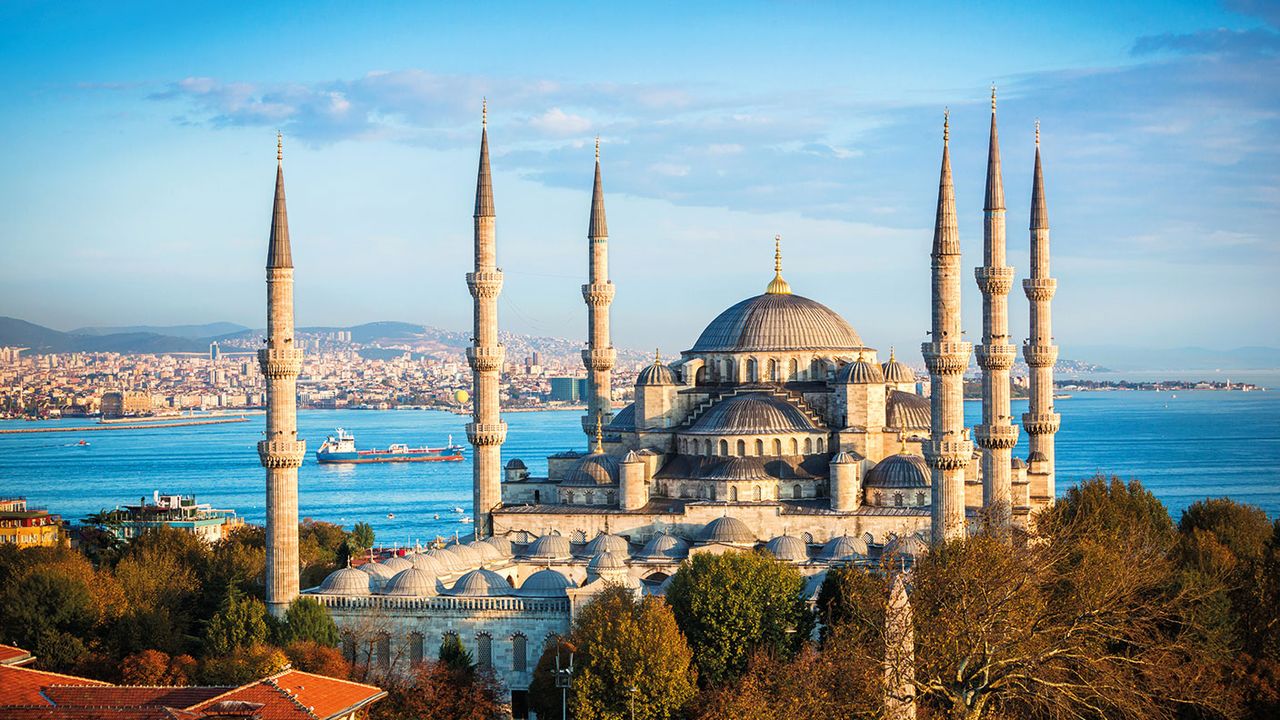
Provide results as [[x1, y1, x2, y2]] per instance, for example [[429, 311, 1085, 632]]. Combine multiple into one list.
[[524, 534, 573, 560], [699, 516, 757, 545], [881, 350, 916, 384], [835, 356, 884, 384], [319, 566, 374, 595], [764, 534, 809, 563], [700, 456, 772, 482], [637, 359, 679, 386], [563, 452, 620, 486], [520, 568, 574, 596], [446, 568, 513, 597], [865, 453, 930, 489], [583, 532, 630, 557], [688, 393, 817, 435], [818, 534, 868, 562], [689, 293, 862, 353], [636, 533, 690, 560], [380, 555, 414, 574], [383, 567, 439, 597]]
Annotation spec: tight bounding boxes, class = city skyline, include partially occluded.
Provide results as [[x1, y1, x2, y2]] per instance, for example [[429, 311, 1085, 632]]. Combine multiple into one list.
[[2, 0, 1277, 356]]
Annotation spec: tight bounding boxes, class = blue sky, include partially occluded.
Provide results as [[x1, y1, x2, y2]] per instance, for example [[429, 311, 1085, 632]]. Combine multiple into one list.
[[0, 0, 1276, 358]]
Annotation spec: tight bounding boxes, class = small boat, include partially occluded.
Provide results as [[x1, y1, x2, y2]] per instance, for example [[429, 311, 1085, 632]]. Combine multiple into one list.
[[77, 440, 90, 446], [387, 513, 396, 519], [460, 517, 473, 524], [451, 507, 464, 514], [315, 429, 466, 464]]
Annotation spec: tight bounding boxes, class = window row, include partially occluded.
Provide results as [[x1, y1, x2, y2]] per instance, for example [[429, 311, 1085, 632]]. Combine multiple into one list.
[[341, 630, 530, 673], [679, 436, 825, 457]]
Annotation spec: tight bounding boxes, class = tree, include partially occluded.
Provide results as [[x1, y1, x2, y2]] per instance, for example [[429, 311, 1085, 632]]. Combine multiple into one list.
[[0, 555, 97, 671], [203, 588, 269, 656], [199, 644, 288, 685], [349, 522, 376, 552], [120, 649, 196, 685], [438, 632, 473, 672], [370, 661, 504, 720], [283, 640, 349, 678], [279, 597, 339, 646], [538, 585, 696, 720], [665, 550, 811, 686]]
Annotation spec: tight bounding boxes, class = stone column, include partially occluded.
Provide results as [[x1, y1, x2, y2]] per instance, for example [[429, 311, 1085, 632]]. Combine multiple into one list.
[[1023, 123, 1061, 505]]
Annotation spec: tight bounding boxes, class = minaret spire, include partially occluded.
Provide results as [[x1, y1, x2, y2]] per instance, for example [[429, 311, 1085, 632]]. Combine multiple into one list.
[[975, 85, 1019, 530], [1023, 122, 1060, 505], [923, 109, 972, 544], [466, 102, 506, 536], [582, 137, 617, 445], [259, 133, 305, 616]]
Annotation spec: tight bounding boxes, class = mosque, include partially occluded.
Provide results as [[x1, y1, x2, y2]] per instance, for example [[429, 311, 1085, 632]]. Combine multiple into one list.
[[255, 91, 1061, 715]]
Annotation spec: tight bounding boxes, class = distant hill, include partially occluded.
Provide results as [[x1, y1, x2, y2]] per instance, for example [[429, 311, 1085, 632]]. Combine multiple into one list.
[[1063, 345, 1280, 371], [70, 322, 249, 339], [0, 317, 207, 353]]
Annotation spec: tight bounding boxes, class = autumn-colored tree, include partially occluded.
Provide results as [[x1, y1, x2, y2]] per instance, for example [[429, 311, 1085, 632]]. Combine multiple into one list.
[[536, 585, 696, 720], [283, 640, 349, 678], [207, 525, 266, 597], [198, 644, 288, 685], [369, 660, 504, 720], [665, 550, 811, 686], [120, 649, 196, 685]]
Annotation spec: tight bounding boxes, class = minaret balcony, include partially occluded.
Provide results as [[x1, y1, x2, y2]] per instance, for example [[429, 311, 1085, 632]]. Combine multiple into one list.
[[257, 347, 304, 378], [974, 424, 1020, 450], [975, 343, 1017, 370], [974, 266, 1015, 295], [581, 282, 616, 306], [466, 421, 508, 447], [1022, 277, 1057, 301], [582, 347, 617, 371], [1022, 343, 1059, 368], [466, 270, 504, 299], [921, 341, 972, 375], [1021, 412, 1061, 435], [922, 438, 974, 470], [467, 345, 506, 372], [257, 439, 307, 468]]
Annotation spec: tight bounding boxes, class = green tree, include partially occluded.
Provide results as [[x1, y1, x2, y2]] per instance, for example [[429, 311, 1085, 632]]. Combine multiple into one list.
[[278, 597, 339, 646], [199, 644, 288, 685], [349, 521, 376, 552], [203, 587, 269, 656], [438, 632, 473, 672], [665, 550, 811, 687], [557, 585, 696, 720]]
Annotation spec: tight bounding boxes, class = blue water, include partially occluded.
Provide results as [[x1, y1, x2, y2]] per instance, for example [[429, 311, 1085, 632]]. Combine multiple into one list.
[[1, 390, 1276, 543]]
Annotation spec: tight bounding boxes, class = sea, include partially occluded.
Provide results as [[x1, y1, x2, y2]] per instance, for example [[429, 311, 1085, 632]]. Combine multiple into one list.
[[2, 383, 1278, 544]]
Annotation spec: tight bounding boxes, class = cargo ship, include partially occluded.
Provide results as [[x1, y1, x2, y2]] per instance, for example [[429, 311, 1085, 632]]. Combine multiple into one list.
[[315, 428, 465, 464]]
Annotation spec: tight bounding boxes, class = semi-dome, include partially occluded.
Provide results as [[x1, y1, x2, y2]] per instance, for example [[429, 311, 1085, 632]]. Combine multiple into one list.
[[447, 568, 513, 597], [699, 516, 757, 545], [383, 567, 438, 597], [606, 404, 636, 432], [637, 359, 679, 386], [524, 534, 572, 560], [583, 532, 630, 556], [562, 452, 620, 486], [881, 350, 916, 384], [886, 390, 930, 431], [636, 533, 690, 560], [764, 534, 809, 563], [690, 293, 862, 353], [409, 553, 447, 575], [380, 555, 414, 574], [519, 568, 574, 596], [700, 456, 772, 482], [319, 566, 374, 595], [818, 534, 869, 562], [864, 453, 930, 489], [687, 393, 817, 435], [835, 355, 884, 384]]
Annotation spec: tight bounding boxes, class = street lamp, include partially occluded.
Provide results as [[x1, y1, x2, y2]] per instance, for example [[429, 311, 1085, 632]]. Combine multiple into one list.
[[554, 641, 575, 720], [629, 685, 638, 720]]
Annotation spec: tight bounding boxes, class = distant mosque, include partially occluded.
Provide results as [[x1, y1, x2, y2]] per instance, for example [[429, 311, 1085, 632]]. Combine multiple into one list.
[[255, 90, 1061, 716]]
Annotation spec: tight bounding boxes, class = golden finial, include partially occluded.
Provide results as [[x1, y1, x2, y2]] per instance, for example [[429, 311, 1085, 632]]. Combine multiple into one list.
[[654, 348, 662, 364], [595, 135, 600, 161], [991, 84, 997, 112], [899, 433, 908, 454], [889, 346, 896, 363], [766, 234, 791, 294], [857, 348, 866, 363], [276, 131, 282, 163], [594, 417, 603, 453], [943, 108, 950, 144], [1035, 119, 1040, 146], [482, 97, 487, 128]]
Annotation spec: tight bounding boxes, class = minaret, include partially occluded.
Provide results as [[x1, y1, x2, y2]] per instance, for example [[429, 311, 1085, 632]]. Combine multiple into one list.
[[1022, 122, 1060, 504], [259, 133, 306, 617], [974, 87, 1019, 526], [581, 137, 616, 445], [922, 111, 973, 544], [466, 101, 507, 537]]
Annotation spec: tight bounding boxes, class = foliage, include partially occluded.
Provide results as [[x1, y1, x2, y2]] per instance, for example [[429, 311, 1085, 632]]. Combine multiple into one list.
[[349, 522, 376, 551], [120, 649, 196, 685], [665, 550, 811, 686], [283, 640, 349, 678], [198, 644, 288, 685], [438, 632, 473, 672], [528, 639, 572, 720], [278, 596, 339, 646], [536, 585, 696, 720], [203, 587, 269, 656], [369, 660, 504, 720]]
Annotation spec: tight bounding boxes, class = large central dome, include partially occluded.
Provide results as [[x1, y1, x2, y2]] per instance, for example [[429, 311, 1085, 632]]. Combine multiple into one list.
[[689, 292, 862, 353]]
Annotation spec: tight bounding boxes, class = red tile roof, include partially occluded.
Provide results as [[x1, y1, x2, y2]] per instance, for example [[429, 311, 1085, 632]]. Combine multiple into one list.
[[0, 643, 36, 666], [190, 670, 385, 720], [0, 665, 111, 706], [41, 686, 232, 709], [0, 708, 198, 720]]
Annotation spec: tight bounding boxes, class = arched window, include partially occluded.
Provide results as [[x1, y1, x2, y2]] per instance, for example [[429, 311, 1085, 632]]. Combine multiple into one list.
[[584, 491, 595, 505], [753, 486, 762, 501], [606, 491, 615, 505], [409, 632, 425, 666], [772, 438, 782, 455], [874, 492, 883, 505], [792, 484, 802, 499], [804, 438, 813, 454], [916, 492, 926, 505], [719, 439, 729, 456], [476, 633, 492, 669], [571, 529, 587, 544], [816, 437, 825, 453], [512, 634, 528, 672], [376, 632, 391, 669], [533, 490, 541, 504], [790, 438, 799, 455], [342, 632, 356, 663], [709, 484, 717, 500], [736, 439, 746, 456], [810, 358, 821, 378], [894, 493, 904, 507], [754, 439, 764, 456], [747, 358, 758, 382], [768, 359, 778, 381], [730, 486, 738, 502], [789, 358, 799, 380]]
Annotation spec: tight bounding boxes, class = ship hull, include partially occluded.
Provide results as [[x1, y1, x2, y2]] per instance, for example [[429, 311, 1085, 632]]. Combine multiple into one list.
[[316, 451, 464, 464]]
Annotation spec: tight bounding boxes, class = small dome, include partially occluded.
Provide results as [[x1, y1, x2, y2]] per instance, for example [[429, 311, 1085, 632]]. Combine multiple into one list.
[[524, 534, 572, 560], [881, 351, 916, 384], [690, 293, 862, 353], [1028, 451, 1048, 463], [687, 393, 817, 435], [479, 535, 513, 557], [562, 452, 620, 486], [319, 566, 374, 596], [621, 450, 642, 464], [883, 533, 930, 559], [1010, 457, 1027, 469], [446, 542, 484, 568], [583, 532, 630, 557], [383, 567, 438, 597], [636, 533, 689, 560], [380, 555, 414, 574], [410, 553, 447, 575], [606, 404, 636, 432], [835, 356, 884, 385], [470, 540, 504, 562], [886, 390, 930, 431], [506, 458, 527, 470], [699, 516, 757, 545], [830, 451, 858, 465], [358, 561, 397, 585], [864, 453, 930, 489], [447, 568, 513, 597], [637, 360, 679, 386], [426, 548, 464, 573], [764, 535, 809, 563], [520, 568, 574, 596], [818, 534, 868, 562], [700, 456, 771, 482], [587, 550, 627, 571]]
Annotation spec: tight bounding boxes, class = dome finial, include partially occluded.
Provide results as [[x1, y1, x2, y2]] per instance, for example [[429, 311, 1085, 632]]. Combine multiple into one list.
[[889, 346, 896, 363], [766, 234, 792, 294], [899, 432, 908, 455], [654, 347, 662, 364], [594, 416, 603, 453]]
